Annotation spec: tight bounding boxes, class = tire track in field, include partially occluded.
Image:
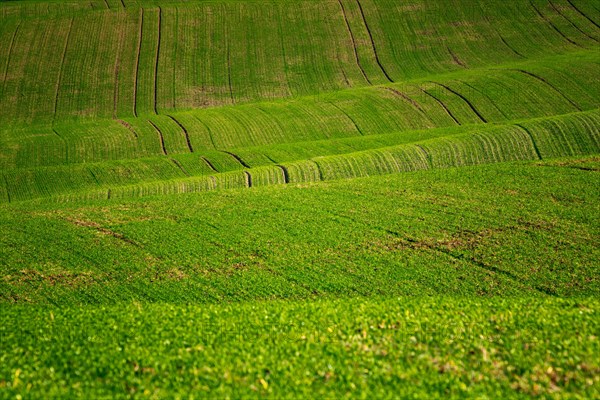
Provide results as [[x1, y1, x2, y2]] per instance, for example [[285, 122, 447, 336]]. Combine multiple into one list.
[[133, 8, 144, 117], [499, 35, 525, 58], [264, 154, 290, 183], [201, 156, 218, 172], [224, 7, 234, 104], [515, 123, 543, 160], [549, 0, 599, 43], [420, 88, 461, 125], [193, 115, 218, 149], [355, 0, 393, 83], [103, 0, 110, 10], [529, 0, 583, 48], [112, 14, 127, 119], [381, 87, 436, 126], [171, 158, 190, 176], [148, 120, 167, 155], [329, 102, 364, 135], [511, 69, 582, 111], [53, 17, 74, 124], [566, 0, 600, 30], [2, 21, 21, 96], [447, 46, 467, 68], [456, 80, 509, 120], [336, 0, 371, 85], [223, 151, 250, 168], [167, 115, 194, 153], [244, 171, 252, 188], [154, 6, 162, 115], [429, 81, 488, 123], [117, 119, 139, 138]]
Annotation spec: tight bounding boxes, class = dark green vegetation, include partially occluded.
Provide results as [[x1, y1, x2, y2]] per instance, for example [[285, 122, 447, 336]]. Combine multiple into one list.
[[1, 0, 599, 397]]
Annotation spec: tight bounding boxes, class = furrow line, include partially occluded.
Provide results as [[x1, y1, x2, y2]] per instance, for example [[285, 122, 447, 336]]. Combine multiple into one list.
[[336, 0, 371, 85], [566, 0, 600, 30], [112, 15, 126, 119], [148, 120, 167, 155], [447, 46, 467, 68], [201, 156, 218, 172], [529, 0, 583, 47], [244, 171, 252, 188], [171, 158, 190, 176], [117, 119, 139, 138], [225, 9, 234, 104], [223, 151, 250, 168], [53, 17, 74, 124], [154, 6, 162, 115], [103, 0, 110, 10], [278, 165, 290, 184], [515, 123, 542, 160], [420, 88, 461, 125], [120, 0, 126, 8], [52, 128, 69, 163], [512, 69, 582, 111], [2, 21, 21, 96], [193, 115, 217, 149], [167, 115, 194, 152], [499, 35, 525, 57], [457, 80, 509, 119], [430, 81, 488, 123], [549, 0, 599, 42], [133, 8, 144, 117], [329, 102, 364, 136], [355, 0, 393, 82], [382, 87, 424, 112]]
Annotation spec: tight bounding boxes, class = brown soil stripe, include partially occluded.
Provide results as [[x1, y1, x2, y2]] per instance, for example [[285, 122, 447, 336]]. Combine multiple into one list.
[[167, 115, 194, 152], [515, 123, 542, 160], [530, 0, 583, 48], [53, 18, 75, 123], [154, 6, 162, 115], [456, 80, 509, 119], [447, 46, 467, 68], [223, 151, 250, 168], [430, 81, 488, 123], [201, 156, 218, 172], [133, 8, 144, 117], [566, 0, 600, 30], [420, 88, 461, 125], [117, 119, 139, 138], [336, 0, 371, 85], [244, 171, 252, 188], [171, 158, 190, 176], [355, 0, 393, 83], [549, 0, 599, 42], [148, 120, 167, 155], [68, 218, 141, 247], [512, 69, 582, 111], [2, 21, 21, 95], [278, 165, 290, 183], [329, 102, 364, 135], [499, 35, 525, 58]]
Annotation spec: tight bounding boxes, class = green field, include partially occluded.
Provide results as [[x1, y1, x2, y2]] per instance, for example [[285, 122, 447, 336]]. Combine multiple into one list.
[[1, 0, 599, 397]]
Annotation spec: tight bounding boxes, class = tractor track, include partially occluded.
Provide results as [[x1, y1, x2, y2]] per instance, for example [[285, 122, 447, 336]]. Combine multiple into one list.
[[53, 17, 74, 124], [420, 88, 461, 125], [548, 0, 599, 43], [2, 21, 21, 96], [117, 119, 139, 138], [329, 102, 364, 135], [512, 69, 582, 111], [355, 0, 393, 83], [133, 8, 144, 117], [429, 81, 488, 123], [148, 120, 167, 155], [566, 0, 600, 30], [337, 0, 371, 85], [515, 123, 543, 160], [167, 115, 194, 153], [223, 151, 250, 168], [154, 6, 162, 115], [529, 0, 583, 48]]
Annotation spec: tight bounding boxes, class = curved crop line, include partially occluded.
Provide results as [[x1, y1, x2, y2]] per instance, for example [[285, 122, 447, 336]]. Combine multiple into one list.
[[171, 158, 190, 176], [512, 69, 582, 111], [2, 21, 21, 96], [103, 0, 110, 10], [499, 35, 525, 58], [549, 0, 599, 43], [120, 0, 126, 8], [154, 6, 162, 115], [3, 175, 11, 203], [420, 88, 461, 125], [223, 151, 251, 168], [414, 144, 432, 168], [277, 165, 290, 184], [329, 102, 364, 136], [355, 0, 393, 83], [382, 87, 424, 112], [224, 5, 234, 104], [148, 120, 167, 155], [447, 46, 467, 68], [52, 128, 69, 163], [167, 115, 194, 153], [133, 8, 144, 117], [112, 15, 127, 119], [429, 81, 488, 123], [201, 156, 218, 172], [313, 160, 325, 181], [244, 171, 252, 188], [53, 18, 74, 124], [529, 0, 583, 48], [456, 80, 509, 120], [515, 123, 542, 159], [336, 0, 371, 85], [566, 0, 600, 30], [117, 119, 139, 138], [192, 115, 217, 149]]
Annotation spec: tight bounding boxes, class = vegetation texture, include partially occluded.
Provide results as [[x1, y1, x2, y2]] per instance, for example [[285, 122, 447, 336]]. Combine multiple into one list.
[[0, 0, 598, 398]]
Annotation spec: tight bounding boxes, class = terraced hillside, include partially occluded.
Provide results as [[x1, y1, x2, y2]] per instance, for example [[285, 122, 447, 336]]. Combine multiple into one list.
[[0, 0, 599, 397]]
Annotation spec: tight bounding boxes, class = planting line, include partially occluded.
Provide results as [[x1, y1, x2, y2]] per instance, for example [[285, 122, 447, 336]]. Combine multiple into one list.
[[512, 69, 582, 111], [193, 115, 218, 149], [447, 46, 467, 68], [548, 0, 599, 43], [276, 8, 293, 96], [515, 123, 543, 160], [225, 8, 234, 104], [148, 120, 167, 155], [167, 115, 194, 152], [171, 158, 190, 176], [566, 0, 600, 30], [133, 8, 144, 117], [2, 21, 21, 96], [112, 15, 127, 119], [420, 88, 461, 125], [456, 80, 509, 120], [336, 0, 371, 85], [381, 86, 436, 125], [201, 156, 218, 172], [53, 17, 75, 124], [154, 6, 162, 115], [223, 151, 251, 168], [329, 102, 364, 135], [52, 128, 69, 163], [414, 144, 432, 168], [355, 0, 393, 83], [529, 0, 583, 48], [499, 35, 525, 58], [429, 81, 488, 123]]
